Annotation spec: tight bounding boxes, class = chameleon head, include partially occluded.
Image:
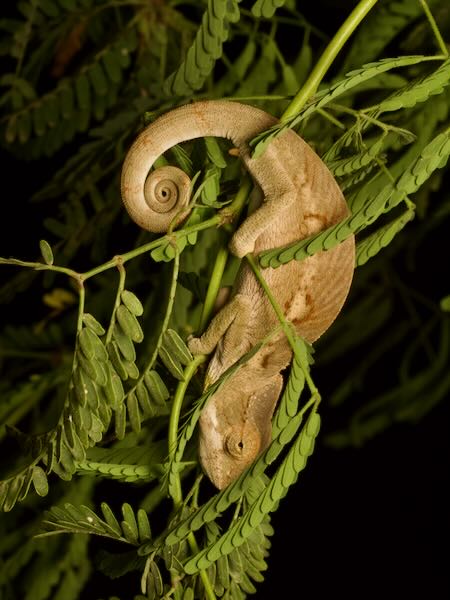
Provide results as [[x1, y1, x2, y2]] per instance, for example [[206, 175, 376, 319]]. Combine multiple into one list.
[[199, 413, 261, 490]]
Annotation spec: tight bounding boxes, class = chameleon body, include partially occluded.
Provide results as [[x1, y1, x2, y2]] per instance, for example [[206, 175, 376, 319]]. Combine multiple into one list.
[[121, 101, 355, 489]]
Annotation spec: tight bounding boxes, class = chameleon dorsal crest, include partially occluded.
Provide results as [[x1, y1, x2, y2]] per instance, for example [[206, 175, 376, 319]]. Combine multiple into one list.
[[121, 100, 355, 489]]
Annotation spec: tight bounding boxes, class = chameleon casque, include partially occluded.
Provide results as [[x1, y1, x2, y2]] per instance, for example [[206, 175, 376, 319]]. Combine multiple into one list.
[[121, 100, 355, 489]]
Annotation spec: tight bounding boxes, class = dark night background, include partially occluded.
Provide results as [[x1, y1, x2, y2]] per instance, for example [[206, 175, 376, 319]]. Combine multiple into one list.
[[0, 1, 449, 599]]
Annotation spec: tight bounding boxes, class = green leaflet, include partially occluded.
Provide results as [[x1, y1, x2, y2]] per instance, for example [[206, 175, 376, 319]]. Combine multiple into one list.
[[77, 443, 166, 482], [8, 476, 31, 511], [2, 27, 137, 157], [146, 560, 164, 599], [158, 346, 185, 380], [121, 503, 139, 543], [121, 290, 144, 316], [114, 404, 126, 440], [271, 337, 309, 436], [88, 62, 108, 97], [38, 501, 151, 546], [0, 312, 118, 510], [235, 36, 278, 97], [101, 502, 122, 536], [165, 356, 308, 545], [150, 237, 187, 262], [163, 339, 267, 507], [341, 0, 442, 71], [113, 324, 136, 362], [0, 73, 36, 100], [137, 509, 152, 542], [102, 48, 123, 85], [59, 84, 74, 119], [251, 0, 287, 19], [77, 343, 107, 386], [38, 0, 60, 17], [356, 209, 415, 266], [78, 327, 108, 362], [204, 136, 227, 168], [328, 136, 386, 177], [378, 58, 450, 113], [161, 329, 193, 366], [39, 239, 54, 265], [104, 361, 124, 410], [199, 511, 271, 596], [32, 466, 49, 497], [127, 392, 141, 434], [108, 293, 145, 382], [205, 518, 272, 597], [200, 166, 222, 207], [136, 381, 155, 417], [82, 313, 106, 336], [183, 411, 320, 573], [250, 55, 442, 157], [393, 129, 450, 199], [163, 0, 242, 96], [144, 370, 169, 405], [258, 129, 449, 269], [108, 341, 129, 381], [214, 38, 256, 95], [116, 305, 143, 344]]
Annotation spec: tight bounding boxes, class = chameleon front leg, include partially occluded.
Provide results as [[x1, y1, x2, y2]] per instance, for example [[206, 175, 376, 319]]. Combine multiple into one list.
[[188, 293, 254, 382], [229, 189, 298, 257]]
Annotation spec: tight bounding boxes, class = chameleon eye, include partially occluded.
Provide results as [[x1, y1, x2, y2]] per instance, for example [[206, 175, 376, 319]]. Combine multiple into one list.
[[224, 425, 260, 461]]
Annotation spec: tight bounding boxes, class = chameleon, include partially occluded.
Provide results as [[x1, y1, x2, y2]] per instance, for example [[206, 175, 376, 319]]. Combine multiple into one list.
[[121, 100, 355, 489]]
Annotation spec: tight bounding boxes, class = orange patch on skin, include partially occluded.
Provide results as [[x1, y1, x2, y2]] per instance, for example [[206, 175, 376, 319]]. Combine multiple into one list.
[[292, 293, 314, 326], [261, 354, 271, 369]]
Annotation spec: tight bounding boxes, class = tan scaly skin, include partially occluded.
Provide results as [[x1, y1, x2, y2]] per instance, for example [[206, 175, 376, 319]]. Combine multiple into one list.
[[121, 100, 355, 489]]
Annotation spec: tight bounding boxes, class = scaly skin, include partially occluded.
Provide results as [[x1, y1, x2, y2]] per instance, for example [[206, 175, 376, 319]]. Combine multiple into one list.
[[121, 100, 355, 489]]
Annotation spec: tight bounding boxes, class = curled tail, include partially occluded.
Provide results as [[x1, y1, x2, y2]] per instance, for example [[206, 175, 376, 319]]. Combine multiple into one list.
[[121, 101, 276, 232]]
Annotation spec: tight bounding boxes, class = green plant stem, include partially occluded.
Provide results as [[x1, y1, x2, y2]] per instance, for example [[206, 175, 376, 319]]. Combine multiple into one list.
[[81, 215, 220, 279], [199, 175, 253, 331], [186, 533, 217, 600], [0, 215, 221, 281], [0, 175, 253, 286], [246, 255, 319, 397], [167, 353, 214, 600], [281, 0, 380, 121], [76, 281, 86, 334], [245, 254, 295, 347], [167, 354, 206, 507], [127, 252, 180, 402], [199, 246, 229, 332], [419, 0, 448, 57], [105, 260, 126, 345]]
